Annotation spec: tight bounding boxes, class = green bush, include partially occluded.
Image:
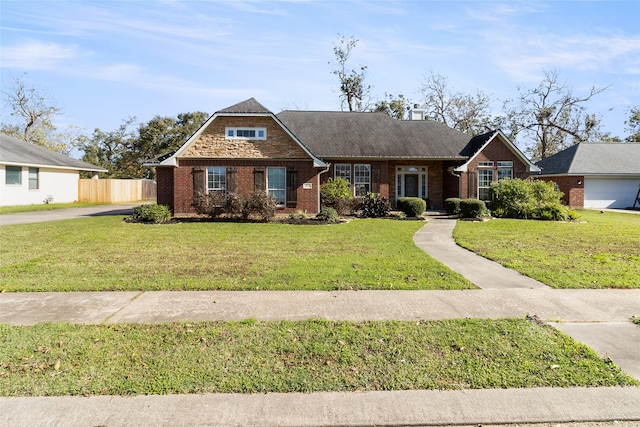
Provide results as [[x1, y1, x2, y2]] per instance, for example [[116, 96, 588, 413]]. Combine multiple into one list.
[[489, 178, 571, 220], [358, 193, 391, 218], [444, 198, 462, 215], [321, 177, 354, 215], [398, 197, 426, 217], [316, 206, 339, 223], [130, 204, 172, 224], [459, 199, 488, 219]]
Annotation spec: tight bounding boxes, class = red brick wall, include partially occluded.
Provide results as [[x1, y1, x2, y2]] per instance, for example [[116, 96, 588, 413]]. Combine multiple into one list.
[[172, 159, 320, 214], [461, 137, 531, 199], [538, 176, 584, 207], [156, 167, 175, 211]]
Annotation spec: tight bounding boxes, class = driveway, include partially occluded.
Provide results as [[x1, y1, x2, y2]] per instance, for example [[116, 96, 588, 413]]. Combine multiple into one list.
[[0, 203, 142, 226]]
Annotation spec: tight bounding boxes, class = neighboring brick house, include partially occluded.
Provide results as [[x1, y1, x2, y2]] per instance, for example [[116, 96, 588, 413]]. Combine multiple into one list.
[[147, 98, 539, 215], [536, 143, 640, 209]]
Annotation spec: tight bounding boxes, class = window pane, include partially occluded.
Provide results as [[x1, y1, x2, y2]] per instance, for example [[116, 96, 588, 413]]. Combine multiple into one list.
[[207, 167, 226, 191], [498, 168, 512, 180], [354, 164, 370, 197], [28, 167, 39, 190], [267, 167, 286, 205], [478, 169, 493, 201], [334, 164, 351, 183], [5, 166, 21, 185]]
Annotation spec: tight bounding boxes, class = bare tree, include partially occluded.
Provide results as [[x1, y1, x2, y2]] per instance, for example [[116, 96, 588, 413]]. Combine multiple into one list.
[[418, 72, 500, 135], [504, 69, 608, 160], [330, 35, 372, 112], [1, 74, 82, 154]]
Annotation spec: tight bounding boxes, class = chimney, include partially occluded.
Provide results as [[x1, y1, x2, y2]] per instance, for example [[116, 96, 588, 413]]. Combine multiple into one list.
[[409, 104, 426, 121]]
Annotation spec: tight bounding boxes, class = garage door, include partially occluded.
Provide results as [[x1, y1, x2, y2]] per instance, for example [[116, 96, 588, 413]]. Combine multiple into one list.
[[584, 177, 640, 208]]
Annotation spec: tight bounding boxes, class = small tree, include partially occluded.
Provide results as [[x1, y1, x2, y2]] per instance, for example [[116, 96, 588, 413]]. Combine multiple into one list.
[[321, 177, 353, 215]]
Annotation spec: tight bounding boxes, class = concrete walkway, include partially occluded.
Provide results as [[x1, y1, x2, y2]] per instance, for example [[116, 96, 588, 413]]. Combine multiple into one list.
[[0, 211, 639, 426], [0, 203, 139, 226]]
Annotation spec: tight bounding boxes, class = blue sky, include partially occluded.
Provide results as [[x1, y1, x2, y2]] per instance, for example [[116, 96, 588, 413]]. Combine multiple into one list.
[[2, 0, 639, 153]]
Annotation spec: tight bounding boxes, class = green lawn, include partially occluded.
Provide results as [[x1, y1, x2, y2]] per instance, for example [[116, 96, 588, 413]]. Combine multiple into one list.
[[453, 210, 640, 289], [0, 318, 635, 396], [0, 217, 473, 291], [0, 202, 109, 215]]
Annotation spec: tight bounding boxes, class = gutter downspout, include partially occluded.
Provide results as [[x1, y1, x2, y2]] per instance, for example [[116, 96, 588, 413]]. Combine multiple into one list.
[[447, 166, 462, 199], [317, 164, 331, 213]]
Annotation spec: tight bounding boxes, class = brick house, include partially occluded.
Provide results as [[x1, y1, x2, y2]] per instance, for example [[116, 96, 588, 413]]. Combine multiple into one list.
[[536, 143, 640, 209], [147, 98, 540, 215]]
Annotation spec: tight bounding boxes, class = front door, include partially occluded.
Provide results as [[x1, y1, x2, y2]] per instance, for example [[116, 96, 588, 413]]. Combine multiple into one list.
[[404, 174, 419, 198]]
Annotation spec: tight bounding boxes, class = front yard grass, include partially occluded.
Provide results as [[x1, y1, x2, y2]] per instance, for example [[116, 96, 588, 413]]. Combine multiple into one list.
[[0, 217, 473, 291], [0, 318, 635, 396], [453, 210, 640, 289]]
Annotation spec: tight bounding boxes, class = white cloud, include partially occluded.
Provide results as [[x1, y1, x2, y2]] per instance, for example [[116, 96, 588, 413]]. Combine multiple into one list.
[[1, 40, 79, 70]]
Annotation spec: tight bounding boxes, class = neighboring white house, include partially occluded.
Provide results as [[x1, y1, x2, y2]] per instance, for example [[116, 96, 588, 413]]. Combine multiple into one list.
[[0, 133, 107, 207]]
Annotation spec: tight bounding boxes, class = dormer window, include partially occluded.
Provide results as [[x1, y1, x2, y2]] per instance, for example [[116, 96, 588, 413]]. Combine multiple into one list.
[[226, 128, 266, 140]]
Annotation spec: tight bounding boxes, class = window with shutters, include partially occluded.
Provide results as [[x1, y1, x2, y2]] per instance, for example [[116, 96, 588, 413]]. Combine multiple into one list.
[[207, 167, 226, 192], [267, 167, 286, 206]]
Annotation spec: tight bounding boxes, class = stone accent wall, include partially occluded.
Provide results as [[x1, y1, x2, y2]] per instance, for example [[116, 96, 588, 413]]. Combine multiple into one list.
[[183, 116, 309, 159], [538, 175, 584, 207]]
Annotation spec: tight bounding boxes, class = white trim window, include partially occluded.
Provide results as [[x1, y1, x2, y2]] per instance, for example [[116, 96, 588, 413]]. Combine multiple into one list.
[[225, 128, 266, 140], [207, 166, 226, 192], [477, 168, 494, 201], [334, 164, 351, 183], [5, 166, 21, 185], [28, 167, 39, 190], [497, 161, 513, 180], [354, 164, 371, 197], [267, 167, 286, 205]]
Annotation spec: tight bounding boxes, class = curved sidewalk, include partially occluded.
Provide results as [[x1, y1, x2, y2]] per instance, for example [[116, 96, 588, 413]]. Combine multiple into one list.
[[1, 214, 639, 426]]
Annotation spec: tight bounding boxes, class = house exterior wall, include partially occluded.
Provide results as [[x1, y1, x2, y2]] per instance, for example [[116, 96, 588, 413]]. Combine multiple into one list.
[[460, 137, 531, 199], [171, 159, 319, 215], [538, 176, 584, 207], [183, 116, 309, 160], [0, 165, 79, 206]]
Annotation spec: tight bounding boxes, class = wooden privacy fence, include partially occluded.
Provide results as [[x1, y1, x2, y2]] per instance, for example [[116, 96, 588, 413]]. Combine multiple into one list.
[[78, 179, 156, 203]]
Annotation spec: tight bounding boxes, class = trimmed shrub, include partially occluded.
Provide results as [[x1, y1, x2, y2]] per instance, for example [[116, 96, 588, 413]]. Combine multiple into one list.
[[193, 191, 226, 218], [398, 197, 426, 217], [489, 178, 571, 220], [321, 177, 353, 215], [246, 192, 277, 222], [358, 193, 391, 218], [444, 198, 462, 215], [130, 204, 172, 224], [459, 198, 488, 219], [316, 206, 339, 223]]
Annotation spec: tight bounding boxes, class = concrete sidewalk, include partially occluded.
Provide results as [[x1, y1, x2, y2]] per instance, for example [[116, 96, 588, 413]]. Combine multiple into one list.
[[0, 203, 140, 226], [1, 214, 639, 426]]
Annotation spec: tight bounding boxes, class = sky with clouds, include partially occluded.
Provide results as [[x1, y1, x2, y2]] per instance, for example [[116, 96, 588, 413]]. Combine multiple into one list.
[[1, 0, 639, 154]]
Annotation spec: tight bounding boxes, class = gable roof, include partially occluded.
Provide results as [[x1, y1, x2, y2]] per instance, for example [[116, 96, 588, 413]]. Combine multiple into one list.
[[150, 98, 327, 168], [276, 110, 470, 159], [454, 130, 541, 173], [536, 143, 640, 176], [0, 133, 107, 172]]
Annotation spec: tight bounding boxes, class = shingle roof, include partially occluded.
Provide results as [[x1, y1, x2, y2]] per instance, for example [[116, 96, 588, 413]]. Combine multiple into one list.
[[217, 98, 271, 114], [536, 143, 640, 176], [276, 110, 470, 159], [0, 133, 107, 172]]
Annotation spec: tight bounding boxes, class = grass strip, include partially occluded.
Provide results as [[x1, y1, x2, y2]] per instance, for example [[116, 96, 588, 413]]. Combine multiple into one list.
[[0, 202, 109, 215], [0, 318, 635, 396], [0, 217, 473, 291], [453, 210, 640, 289]]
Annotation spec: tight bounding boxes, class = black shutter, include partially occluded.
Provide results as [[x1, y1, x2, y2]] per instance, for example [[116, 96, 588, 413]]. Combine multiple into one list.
[[227, 167, 237, 194], [371, 164, 380, 194], [254, 168, 265, 192], [193, 168, 206, 198], [286, 169, 297, 208]]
